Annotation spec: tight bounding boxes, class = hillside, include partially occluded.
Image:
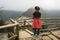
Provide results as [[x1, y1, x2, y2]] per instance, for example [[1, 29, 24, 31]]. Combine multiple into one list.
[[22, 8, 34, 17], [22, 8, 60, 18], [0, 10, 23, 19]]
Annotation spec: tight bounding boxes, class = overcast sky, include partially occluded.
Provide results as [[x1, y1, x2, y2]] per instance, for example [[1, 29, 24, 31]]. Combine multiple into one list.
[[0, 0, 60, 11]]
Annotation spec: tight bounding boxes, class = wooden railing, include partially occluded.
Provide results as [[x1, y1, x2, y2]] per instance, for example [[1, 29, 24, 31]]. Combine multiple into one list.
[[22, 18, 60, 20], [0, 19, 19, 40], [0, 23, 18, 29], [17, 18, 60, 40], [9, 18, 60, 40], [0, 18, 60, 40], [19, 18, 60, 31], [9, 18, 20, 40]]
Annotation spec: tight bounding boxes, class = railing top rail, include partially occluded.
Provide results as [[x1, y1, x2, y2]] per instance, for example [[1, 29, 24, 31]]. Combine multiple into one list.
[[9, 18, 18, 23], [41, 18, 60, 20], [22, 18, 60, 20], [0, 23, 18, 29], [0, 18, 19, 29]]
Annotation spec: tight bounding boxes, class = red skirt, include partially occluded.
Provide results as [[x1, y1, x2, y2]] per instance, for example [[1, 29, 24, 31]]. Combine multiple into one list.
[[32, 19, 42, 28]]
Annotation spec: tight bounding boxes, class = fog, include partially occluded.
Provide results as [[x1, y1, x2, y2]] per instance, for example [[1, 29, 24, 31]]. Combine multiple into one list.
[[0, 0, 60, 11]]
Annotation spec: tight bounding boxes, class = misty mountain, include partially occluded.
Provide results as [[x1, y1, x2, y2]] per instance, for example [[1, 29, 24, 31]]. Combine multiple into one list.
[[22, 8, 49, 18], [22, 8, 34, 17], [46, 10, 60, 18], [0, 10, 23, 19], [22, 8, 60, 18]]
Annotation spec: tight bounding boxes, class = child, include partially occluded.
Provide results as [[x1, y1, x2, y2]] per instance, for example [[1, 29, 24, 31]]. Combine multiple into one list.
[[32, 6, 42, 37]]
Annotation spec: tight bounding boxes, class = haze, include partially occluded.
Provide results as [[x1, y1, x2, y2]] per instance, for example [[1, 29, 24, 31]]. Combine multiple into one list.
[[0, 0, 60, 11]]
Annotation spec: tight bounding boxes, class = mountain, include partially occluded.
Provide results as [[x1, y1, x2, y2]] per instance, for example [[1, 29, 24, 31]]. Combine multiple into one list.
[[0, 10, 23, 19], [22, 8, 34, 17], [22, 8, 60, 18], [22, 8, 49, 18], [46, 10, 60, 18]]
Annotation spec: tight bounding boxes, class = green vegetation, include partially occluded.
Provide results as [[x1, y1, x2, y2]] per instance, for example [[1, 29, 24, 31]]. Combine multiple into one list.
[[0, 10, 5, 26], [0, 19, 5, 26]]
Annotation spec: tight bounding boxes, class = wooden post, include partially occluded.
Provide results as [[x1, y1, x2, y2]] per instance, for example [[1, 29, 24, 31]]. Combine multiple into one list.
[[15, 25, 19, 40], [24, 21, 26, 26], [24, 20, 26, 26]]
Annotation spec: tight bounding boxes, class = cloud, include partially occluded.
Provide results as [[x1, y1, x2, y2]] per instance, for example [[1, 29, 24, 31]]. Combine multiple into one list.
[[40, 0, 60, 10], [0, 0, 60, 11]]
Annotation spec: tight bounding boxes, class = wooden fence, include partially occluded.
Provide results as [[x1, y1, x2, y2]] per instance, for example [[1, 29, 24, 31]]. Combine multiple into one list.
[[0, 19, 19, 40], [0, 18, 60, 40]]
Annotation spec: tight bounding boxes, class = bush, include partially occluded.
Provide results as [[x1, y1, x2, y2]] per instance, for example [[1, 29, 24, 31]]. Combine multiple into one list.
[[0, 19, 5, 26]]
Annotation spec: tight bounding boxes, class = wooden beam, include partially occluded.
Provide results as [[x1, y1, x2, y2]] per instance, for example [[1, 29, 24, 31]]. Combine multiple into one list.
[[9, 18, 18, 23], [45, 23, 60, 25], [25, 18, 60, 20], [20, 26, 33, 35], [8, 35, 17, 40], [41, 18, 60, 20], [0, 23, 19, 29], [40, 27, 60, 31], [25, 29, 33, 35], [48, 35, 59, 40], [50, 31, 60, 39]]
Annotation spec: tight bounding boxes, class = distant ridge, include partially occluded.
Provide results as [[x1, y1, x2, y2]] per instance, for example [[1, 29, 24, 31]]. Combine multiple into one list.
[[0, 10, 23, 19], [22, 8, 60, 18]]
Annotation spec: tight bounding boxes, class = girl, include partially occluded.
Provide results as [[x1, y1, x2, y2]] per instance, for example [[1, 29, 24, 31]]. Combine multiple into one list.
[[32, 6, 42, 37]]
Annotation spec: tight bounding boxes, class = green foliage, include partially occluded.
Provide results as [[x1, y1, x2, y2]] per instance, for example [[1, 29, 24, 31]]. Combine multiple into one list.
[[0, 19, 5, 26]]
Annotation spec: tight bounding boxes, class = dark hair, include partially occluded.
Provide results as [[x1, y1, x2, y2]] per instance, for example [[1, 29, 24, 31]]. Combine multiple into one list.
[[35, 6, 40, 10]]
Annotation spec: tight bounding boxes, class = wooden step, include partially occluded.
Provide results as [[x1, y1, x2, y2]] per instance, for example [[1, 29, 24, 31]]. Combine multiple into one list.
[[42, 36, 51, 40], [20, 36, 42, 40], [19, 37, 33, 40], [19, 30, 32, 38], [48, 34, 59, 40], [51, 30, 60, 39], [25, 29, 33, 35]]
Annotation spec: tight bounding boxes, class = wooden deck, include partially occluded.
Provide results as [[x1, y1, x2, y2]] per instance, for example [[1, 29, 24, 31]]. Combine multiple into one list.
[[9, 18, 60, 40], [0, 17, 60, 40], [19, 29, 60, 40], [0, 29, 60, 40], [17, 17, 60, 40]]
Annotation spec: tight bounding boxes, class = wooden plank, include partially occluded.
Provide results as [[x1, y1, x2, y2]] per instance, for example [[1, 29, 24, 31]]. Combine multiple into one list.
[[31, 35, 43, 40], [0, 23, 19, 29], [8, 35, 17, 40], [19, 25, 33, 35], [40, 27, 60, 31], [9, 18, 18, 23], [25, 37, 33, 40], [32, 37, 42, 40], [25, 29, 33, 35], [20, 37, 33, 40], [15, 25, 19, 40], [41, 18, 60, 20], [24, 18, 60, 20], [42, 36, 51, 40], [39, 32, 50, 36], [51, 30, 60, 39], [48, 34, 59, 40], [19, 30, 32, 38], [18, 20, 60, 25]]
